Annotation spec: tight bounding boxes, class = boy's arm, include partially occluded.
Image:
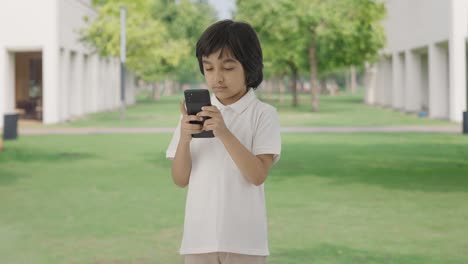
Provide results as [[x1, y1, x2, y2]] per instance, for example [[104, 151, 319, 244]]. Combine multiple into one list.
[[171, 139, 192, 188], [170, 100, 203, 188], [198, 105, 278, 186], [219, 132, 274, 186]]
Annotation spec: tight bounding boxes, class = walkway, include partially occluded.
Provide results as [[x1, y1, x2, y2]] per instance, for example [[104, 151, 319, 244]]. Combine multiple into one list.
[[18, 126, 461, 135]]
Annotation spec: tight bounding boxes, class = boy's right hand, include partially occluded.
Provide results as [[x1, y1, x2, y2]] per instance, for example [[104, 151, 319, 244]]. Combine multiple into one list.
[[179, 99, 203, 143]]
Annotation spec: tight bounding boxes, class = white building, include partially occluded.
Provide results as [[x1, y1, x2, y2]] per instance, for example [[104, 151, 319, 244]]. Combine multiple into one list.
[[0, 0, 136, 127], [365, 0, 468, 122]]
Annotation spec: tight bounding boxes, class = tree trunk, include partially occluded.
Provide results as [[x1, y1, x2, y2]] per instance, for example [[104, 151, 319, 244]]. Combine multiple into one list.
[[364, 62, 377, 104], [346, 69, 351, 93], [152, 83, 160, 101], [351, 65, 357, 94], [267, 79, 273, 100], [299, 80, 304, 93], [279, 78, 285, 104], [273, 77, 280, 102], [288, 62, 298, 107], [176, 82, 182, 93], [309, 41, 319, 111], [164, 78, 173, 96]]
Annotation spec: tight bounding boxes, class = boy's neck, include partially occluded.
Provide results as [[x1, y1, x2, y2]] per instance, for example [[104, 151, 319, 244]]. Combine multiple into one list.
[[217, 89, 248, 106]]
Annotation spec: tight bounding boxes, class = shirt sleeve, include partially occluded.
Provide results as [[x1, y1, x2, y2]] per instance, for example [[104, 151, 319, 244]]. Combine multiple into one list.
[[166, 115, 182, 160], [252, 106, 282, 164]]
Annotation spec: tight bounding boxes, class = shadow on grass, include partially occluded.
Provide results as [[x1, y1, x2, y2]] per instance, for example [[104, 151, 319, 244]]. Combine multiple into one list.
[[272, 243, 460, 264], [0, 145, 96, 185], [143, 151, 171, 169], [271, 140, 468, 193], [0, 147, 95, 163], [0, 168, 28, 185]]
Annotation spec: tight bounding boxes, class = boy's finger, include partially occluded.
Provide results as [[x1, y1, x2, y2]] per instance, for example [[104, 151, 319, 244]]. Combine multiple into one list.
[[196, 111, 216, 118], [180, 100, 188, 116], [185, 115, 203, 123], [201, 106, 219, 113]]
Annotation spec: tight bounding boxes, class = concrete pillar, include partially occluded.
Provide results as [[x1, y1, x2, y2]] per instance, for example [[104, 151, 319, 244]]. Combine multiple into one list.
[[69, 52, 77, 117], [0, 49, 5, 127], [43, 45, 60, 124], [90, 54, 99, 113], [449, 0, 468, 122], [392, 52, 405, 109], [58, 49, 64, 121], [383, 57, 393, 107], [420, 53, 429, 112], [97, 57, 104, 111], [104, 58, 110, 110], [75, 53, 83, 116], [82, 54, 89, 114], [405, 50, 421, 112], [375, 60, 385, 105], [113, 58, 119, 108], [0, 50, 15, 127], [429, 43, 449, 119], [364, 63, 377, 105]]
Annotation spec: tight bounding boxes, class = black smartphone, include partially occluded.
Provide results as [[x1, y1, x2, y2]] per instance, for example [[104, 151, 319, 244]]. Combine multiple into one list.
[[184, 89, 215, 138]]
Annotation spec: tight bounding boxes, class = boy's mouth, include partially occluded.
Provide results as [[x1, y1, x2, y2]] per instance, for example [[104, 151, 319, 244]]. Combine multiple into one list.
[[213, 86, 228, 91]]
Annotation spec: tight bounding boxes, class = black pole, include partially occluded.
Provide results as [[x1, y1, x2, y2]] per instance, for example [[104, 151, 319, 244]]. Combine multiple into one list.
[[463, 111, 468, 134]]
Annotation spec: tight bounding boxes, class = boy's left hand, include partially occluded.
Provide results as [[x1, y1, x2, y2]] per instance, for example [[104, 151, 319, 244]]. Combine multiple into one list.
[[196, 106, 230, 139]]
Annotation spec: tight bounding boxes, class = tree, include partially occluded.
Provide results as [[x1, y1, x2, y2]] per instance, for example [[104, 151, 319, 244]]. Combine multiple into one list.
[[236, 0, 309, 107], [235, 0, 386, 111], [81, 0, 217, 97], [153, 0, 217, 86]]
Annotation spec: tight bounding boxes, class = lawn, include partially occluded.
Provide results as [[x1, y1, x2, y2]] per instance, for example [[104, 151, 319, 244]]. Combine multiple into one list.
[[1, 133, 467, 264], [25, 90, 456, 128]]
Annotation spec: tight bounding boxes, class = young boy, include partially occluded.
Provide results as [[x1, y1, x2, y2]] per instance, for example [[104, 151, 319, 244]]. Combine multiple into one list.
[[166, 19, 281, 264]]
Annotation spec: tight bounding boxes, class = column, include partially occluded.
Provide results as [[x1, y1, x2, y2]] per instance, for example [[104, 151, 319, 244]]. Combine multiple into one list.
[[429, 43, 449, 119], [383, 57, 393, 107], [59, 49, 70, 121], [449, 0, 468, 122], [75, 53, 84, 116], [405, 50, 421, 112], [392, 52, 405, 109], [364, 62, 377, 105], [43, 46, 60, 124]]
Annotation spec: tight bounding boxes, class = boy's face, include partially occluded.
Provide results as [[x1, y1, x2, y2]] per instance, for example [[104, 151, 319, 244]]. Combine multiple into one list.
[[202, 48, 247, 105]]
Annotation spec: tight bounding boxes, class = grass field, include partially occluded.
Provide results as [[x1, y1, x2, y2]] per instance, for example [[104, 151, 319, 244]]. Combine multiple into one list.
[[1, 133, 467, 264], [25, 90, 456, 128]]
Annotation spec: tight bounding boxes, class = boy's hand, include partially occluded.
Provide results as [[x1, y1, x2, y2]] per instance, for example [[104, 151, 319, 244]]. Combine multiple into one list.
[[179, 100, 203, 143], [197, 106, 230, 139]]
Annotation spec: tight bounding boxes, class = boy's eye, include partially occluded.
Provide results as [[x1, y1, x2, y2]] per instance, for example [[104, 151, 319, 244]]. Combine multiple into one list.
[[205, 68, 233, 72]]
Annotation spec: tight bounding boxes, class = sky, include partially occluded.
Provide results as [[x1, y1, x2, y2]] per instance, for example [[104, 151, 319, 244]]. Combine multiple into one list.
[[208, 0, 236, 19]]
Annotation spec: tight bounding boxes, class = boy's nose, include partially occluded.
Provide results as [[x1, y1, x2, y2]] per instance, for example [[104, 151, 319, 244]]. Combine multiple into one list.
[[214, 72, 224, 83]]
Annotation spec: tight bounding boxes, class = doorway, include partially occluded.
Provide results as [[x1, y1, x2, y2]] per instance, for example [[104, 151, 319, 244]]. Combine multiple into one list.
[[15, 52, 43, 121]]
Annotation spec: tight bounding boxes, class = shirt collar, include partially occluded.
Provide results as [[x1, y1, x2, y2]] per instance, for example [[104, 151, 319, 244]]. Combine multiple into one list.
[[211, 89, 256, 114]]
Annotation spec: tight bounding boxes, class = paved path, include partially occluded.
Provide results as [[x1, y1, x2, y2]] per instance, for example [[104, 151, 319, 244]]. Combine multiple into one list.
[[18, 126, 462, 135]]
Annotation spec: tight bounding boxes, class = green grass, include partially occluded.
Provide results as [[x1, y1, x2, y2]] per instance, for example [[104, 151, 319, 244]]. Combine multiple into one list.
[[1, 133, 468, 263], [28, 91, 456, 128]]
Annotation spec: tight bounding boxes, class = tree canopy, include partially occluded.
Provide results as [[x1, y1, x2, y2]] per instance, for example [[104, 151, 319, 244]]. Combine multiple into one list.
[[81, 0, 217, 83]]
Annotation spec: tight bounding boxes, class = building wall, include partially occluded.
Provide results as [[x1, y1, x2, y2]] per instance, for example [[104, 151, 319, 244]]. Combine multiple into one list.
[[0, 0, 136, 128], [367, 0, 468, 122], [383, 0, 451, 53], [0, 0, 57, 126]]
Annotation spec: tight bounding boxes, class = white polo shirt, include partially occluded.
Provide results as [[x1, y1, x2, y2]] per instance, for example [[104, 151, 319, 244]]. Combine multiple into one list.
[[166, 88, 281, 256]]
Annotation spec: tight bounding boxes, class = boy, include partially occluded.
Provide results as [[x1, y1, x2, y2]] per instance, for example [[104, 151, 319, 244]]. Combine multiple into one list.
[[166, 19, 281, 264]]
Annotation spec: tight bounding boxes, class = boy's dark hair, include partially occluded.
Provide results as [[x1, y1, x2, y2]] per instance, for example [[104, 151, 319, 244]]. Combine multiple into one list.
[[195, 19, 263, 89]]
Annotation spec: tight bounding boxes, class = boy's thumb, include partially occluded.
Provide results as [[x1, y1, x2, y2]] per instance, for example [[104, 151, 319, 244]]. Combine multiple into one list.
[[180, 99, 188, 116]]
